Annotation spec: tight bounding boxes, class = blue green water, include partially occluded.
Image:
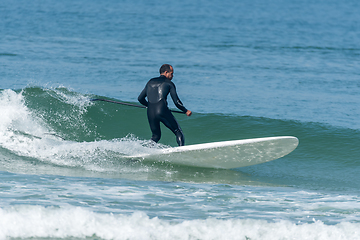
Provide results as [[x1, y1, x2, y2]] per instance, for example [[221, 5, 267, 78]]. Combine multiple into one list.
[[1, 0, 360, 239]]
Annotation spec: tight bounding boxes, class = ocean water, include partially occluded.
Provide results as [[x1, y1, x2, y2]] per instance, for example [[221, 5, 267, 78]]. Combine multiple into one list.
[[1, 0, 360, 239]]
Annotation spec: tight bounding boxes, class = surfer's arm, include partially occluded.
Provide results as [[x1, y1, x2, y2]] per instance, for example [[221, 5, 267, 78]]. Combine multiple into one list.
[[138, 87, 148, 107], [169, 82, 189, 114]]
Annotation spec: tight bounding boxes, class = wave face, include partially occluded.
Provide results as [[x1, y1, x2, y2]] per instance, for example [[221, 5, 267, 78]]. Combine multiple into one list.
[[1, 87, 359, 192]]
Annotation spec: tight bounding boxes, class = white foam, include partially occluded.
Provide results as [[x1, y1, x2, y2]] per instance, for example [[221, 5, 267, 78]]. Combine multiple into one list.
[[0, 90, 163, 172], [43, 86, 94, 110], [0, 89, 46, 133], [0, 206, 359, 240], [0, 90, 50, 150]]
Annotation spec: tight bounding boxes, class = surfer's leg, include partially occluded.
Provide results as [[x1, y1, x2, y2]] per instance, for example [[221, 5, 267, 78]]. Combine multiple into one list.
[[161, 111, 185, 146], [147, 108, 161, 143], [174, 128, 185, 146], [149, 121, 161, 143]]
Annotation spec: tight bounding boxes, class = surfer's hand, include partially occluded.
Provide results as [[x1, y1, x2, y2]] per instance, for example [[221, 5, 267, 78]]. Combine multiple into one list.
[[186, 110, 192, 116]]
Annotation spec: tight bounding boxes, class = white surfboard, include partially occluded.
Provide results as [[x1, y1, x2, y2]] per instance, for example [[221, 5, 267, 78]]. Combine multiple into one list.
[[127, 136, 299, 169]]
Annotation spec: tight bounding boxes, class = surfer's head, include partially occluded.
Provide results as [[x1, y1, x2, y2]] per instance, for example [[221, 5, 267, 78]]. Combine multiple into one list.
[[160, 64, 174, 80]]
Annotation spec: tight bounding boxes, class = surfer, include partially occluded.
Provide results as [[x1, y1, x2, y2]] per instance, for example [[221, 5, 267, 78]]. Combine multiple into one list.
[[138, 64, 192, 146]]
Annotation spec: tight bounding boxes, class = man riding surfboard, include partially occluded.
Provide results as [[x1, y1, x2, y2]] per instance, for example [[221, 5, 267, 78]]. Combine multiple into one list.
[[138, 64, 192, 146]]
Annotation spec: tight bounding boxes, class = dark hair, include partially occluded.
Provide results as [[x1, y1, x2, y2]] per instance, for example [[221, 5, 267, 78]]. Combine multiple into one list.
[[159, 64, 172, 74]]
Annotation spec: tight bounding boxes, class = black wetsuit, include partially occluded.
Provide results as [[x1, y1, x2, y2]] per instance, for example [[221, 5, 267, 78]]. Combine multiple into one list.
[[138, 75, 188, 146]]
